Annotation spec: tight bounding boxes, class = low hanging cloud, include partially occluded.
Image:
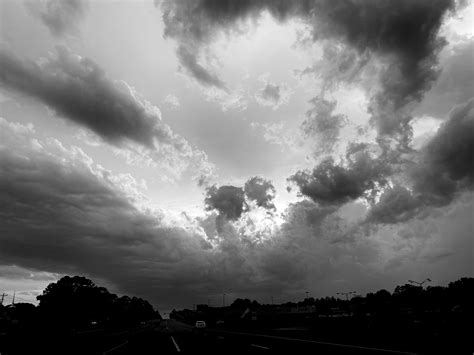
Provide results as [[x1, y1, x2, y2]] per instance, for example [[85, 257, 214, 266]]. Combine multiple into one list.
[[0, 46, 214, 180], [25, 0, 88, 37], [1, 118, 471, 308], [288, 143, 391, 206], [159, 0, 457, 141], [367, 98, 474, 224], [0, 118, 222, 308]]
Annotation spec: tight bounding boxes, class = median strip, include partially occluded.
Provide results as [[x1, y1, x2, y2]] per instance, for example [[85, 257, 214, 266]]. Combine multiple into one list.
[[102, 340, 128, 355], [210, 330, 417, 354], [171, 336, 181, 352], [251, 344, 269, 350]]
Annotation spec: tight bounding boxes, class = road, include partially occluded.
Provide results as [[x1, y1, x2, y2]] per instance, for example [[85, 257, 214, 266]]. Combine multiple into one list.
[[97, 320, 418, 355]]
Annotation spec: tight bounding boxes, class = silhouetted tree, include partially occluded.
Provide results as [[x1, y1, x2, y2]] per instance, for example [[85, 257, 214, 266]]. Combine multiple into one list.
[[37, 276, 116, 328], [36, 275, 159, 329]]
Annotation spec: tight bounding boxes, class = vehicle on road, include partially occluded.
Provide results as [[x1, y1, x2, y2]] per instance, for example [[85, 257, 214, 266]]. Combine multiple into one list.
[[195, 320, 206, 329]]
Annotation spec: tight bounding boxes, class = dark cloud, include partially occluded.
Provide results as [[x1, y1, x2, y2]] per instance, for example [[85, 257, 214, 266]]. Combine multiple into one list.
[[0, 46, 172, 148], [0, 265, 58, 281], [244, 176, 276, 210], [176, 45, 226, 89], [2, 118, 471, 307], [413, 98, 474, 204], [366, 185, 423, 225], [301, 97, 346, 154], [288, 143, 390, 206], [367, 99, 474, 224], [0, 118, 221, 308], [160, 0, 456, 140], [25, 0, 88, 37], [205, 185, 246, 220], [0, 46, 214, 180]]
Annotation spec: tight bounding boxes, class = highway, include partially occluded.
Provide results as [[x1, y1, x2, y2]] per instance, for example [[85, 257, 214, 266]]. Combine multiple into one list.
[[97, 320, 418, 355]]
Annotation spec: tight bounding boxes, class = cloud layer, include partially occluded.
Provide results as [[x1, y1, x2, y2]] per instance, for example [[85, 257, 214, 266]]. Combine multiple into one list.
[[288, 143, 390, 206], [0, 46, 214, 180], [160, 0, 457, 140], [1, 116, 471, 309], [367, 98, 474, 224]]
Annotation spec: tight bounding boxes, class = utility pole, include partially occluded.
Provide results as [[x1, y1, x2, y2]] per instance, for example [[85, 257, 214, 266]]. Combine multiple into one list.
[[1, 293, 7, 305], [305, 291, 309, 299], [271, 296, 274, 305], [222, 293, 226, 307], [12, 291, 15, 305]]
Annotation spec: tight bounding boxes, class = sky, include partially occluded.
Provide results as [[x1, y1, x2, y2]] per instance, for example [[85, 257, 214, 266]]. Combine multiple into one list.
[[0, 0, 473, 312]]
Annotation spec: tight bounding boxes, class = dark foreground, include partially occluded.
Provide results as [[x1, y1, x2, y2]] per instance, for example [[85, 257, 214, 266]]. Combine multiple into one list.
[[1, 318, 471, 355]]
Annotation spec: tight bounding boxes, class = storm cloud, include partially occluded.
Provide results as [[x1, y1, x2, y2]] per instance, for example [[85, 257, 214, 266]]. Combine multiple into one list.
[[0, 46, 213, 180], [244, 176, 276, 210], [288, 143, 390, 206], [367, 99, 474, 224], [1, 117, 471, 309], [205, 185, 246, 220], [160, 0, 456, 139], [205, 177, 277, 221], [413, 98, 474, 204]]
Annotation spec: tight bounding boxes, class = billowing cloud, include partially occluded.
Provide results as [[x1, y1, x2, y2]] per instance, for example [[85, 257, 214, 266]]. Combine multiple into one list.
[[1, 118, 471, 309], [0, 118, 220, 307], [25, 0, 88, 37], [0, 46, 214, 180], [288, 143, 390, 206], [301, 97, 346, 154], [205, 177, 277, 221], [244, 176, 276, 210], [367, 99, 474, 224], [413, 98, 474, 205], [160, 0, 457, 141], [205, 185, 246, 220], [366, 185, 423, 225]]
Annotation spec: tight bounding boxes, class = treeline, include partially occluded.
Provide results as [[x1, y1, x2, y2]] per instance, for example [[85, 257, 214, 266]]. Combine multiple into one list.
[[0, 276, 160, 331], [171, 277, 473, 318], [285, 277, 473, 316]]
